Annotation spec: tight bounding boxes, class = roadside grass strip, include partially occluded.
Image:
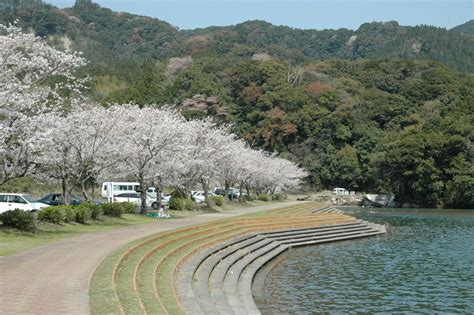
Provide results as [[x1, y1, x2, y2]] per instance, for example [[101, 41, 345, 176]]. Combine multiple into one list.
[[90, 202, 352, 314]]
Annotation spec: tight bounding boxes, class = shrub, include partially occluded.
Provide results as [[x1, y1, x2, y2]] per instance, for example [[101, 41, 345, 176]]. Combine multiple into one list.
[[120, 202, 136, 214], [169, 197, 194, 210], [62, 206, 76, 223], [0, 209, 36, 231], [79, 202, 103, 220], [38, 207, 63, 224], [272, 193, 284, 201], [90, 205, 102, 219], [169, 197, 184, 210], [101, 203, 123, 217], [183, 198, 194, 210], [209, 195, 225, 206], [258, 194, 271, 202], [244, 194, 256, 202], [75, 205, 92, 224]]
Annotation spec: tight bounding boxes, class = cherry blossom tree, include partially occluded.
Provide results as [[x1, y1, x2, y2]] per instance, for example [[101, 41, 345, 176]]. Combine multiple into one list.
[[164, 119, 237, 204], [0, 24, 87, 184], [35, 105, 125, 204], [108, 105, 188, 214]]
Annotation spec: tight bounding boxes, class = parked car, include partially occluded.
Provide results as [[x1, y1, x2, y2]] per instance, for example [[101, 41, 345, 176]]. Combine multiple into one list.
[[193, 192, 206, 203], [214, 188, 239, 200], [0, 193, 49, 213], [113, 192, 158, 209], [192, 191, 217, 203], [37, 193, 103, 206]]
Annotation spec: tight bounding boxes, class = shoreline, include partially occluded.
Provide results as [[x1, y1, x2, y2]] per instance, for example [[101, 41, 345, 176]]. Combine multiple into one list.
[[174, 205, 386, 314]]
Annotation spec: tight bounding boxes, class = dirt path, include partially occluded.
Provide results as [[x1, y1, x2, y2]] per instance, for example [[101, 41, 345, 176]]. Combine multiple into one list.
[[0, 201, 302, 314]]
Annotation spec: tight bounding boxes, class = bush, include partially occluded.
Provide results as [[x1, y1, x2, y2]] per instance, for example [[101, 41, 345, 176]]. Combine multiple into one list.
[[244, 194, 256, 202], [38, 206, 63, 224], [258, 194, 271, 202], [169, 197, 185, 210], [209, 195, 225, 206], [91, 205, 102, 219], [79, 202, 103, 220], [101, 203, 123, 217], [120, 202, 136, 214], [272, 193, 284, 201], [75, 205, 92, 224], [169, 197, 194, 210], [183, 198, 194, 210], [62, 206, 76, 223], [0, 209, 36, 231]]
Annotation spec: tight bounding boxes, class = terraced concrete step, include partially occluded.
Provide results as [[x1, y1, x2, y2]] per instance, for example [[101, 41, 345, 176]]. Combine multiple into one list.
[[312, 206, 332, 213], [192, 236, 265, 313], [238, 244, 289, 314], [209, 238, 276, 312], [288, 230, 385, 247], [260, 220, 363, 237], [178, 234, 260, 314], [223, 241, 283, 314], [270, 226, 374, 243], [177, 221, 386, 315]]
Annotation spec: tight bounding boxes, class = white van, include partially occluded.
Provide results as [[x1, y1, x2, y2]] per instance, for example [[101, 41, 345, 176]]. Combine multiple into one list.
[[102, 182, 140, 198], [0, 193, 49, 213], [332, 188, 349, 195], [101, 182, 157, 199]]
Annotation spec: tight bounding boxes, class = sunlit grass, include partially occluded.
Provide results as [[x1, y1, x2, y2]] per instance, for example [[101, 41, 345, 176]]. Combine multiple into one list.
[[0, 214, 156, 256], [90, 202, 327, 314]]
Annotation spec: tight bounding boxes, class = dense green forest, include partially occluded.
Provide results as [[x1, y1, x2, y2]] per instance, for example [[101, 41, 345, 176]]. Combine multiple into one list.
[[1, 1, 473, 208], [451, 20, 474, 35]]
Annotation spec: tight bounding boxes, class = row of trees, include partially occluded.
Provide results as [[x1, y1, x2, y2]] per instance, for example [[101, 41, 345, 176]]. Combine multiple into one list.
[[0, 24, 307, 213]]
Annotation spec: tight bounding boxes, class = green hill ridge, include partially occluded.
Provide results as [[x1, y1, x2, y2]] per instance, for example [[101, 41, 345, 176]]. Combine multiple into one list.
[[1, 1, 473, 208]]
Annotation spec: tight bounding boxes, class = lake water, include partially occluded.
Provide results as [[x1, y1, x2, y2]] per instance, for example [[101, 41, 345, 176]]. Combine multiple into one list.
[[260, 208, 474, 314]]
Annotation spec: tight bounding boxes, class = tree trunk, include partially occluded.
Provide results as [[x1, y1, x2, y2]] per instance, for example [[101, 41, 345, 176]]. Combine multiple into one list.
[[81, 179, 90, 201], [225, 181, 230, 201], [239, 181, 244, 203], [201, 179, 210, 206], [62, 176, 70, 206], [139, 172, 147, 215], [91, 179, 96, 198]]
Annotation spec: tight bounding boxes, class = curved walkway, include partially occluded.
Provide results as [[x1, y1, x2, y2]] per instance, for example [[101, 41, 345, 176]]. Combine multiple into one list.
[[0, 201, 302, 315]]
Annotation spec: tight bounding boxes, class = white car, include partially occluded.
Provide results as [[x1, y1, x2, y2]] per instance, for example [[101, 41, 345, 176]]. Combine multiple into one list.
[[113, 192, 158, 209], [192, 191, 217, 203], [332, 188, 349, 195], [193, 192, 206, 203], [0, 193, 49, 213]]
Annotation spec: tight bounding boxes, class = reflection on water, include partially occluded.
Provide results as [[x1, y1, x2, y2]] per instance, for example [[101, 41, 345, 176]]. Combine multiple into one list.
[[261, 208, 474, 313]]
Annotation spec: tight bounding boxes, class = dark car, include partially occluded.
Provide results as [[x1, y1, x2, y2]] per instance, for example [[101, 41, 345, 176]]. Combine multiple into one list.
[[38, 194, 102, 206], [214, 188, 238, 200]]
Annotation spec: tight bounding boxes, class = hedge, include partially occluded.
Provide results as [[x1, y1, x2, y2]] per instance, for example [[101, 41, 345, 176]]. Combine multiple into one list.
[[169, 197, 194, 210], [0, 209, 36, 231], [209, 195, 225, 206]]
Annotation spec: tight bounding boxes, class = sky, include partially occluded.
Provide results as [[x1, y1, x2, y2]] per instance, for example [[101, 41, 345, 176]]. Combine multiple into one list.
[[45, 0, 473, 30]]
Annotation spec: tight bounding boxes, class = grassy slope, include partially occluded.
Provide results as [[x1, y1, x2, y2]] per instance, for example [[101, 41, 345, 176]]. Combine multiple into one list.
[[89, 202, 355, 314], [0, 200, 279, 256], [0, 214, 156, 256]]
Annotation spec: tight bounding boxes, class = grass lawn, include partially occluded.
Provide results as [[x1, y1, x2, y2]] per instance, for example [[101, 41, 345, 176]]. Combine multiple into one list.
[[0, 214, 156, 256], [0, 199, 287, 257]]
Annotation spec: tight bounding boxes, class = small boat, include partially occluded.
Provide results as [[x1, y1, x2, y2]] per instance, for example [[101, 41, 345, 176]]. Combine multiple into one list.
[[362, 194, 391, 207]]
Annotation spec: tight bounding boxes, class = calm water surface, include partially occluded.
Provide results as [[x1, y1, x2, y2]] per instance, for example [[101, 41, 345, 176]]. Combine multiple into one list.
[[261, 208, 474, 314]]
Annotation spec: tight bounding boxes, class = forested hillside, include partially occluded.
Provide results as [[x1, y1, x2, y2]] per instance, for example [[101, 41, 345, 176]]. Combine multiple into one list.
[[1, 1, 473, 72], [1, 1, 473, 208], [451, 20, 474, 35]]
